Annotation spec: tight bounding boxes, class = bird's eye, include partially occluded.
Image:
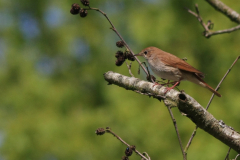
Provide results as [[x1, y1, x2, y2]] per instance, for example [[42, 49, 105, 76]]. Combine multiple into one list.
[[144, 51, 148, 55]]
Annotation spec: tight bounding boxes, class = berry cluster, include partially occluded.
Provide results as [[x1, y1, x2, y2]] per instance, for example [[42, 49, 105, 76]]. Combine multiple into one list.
[[70, 0, 90, 17], [115, 41, 135, 66]]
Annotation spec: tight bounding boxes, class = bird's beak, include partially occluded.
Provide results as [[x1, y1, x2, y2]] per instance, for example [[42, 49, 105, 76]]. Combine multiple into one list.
[[134, 52, 142, 56]]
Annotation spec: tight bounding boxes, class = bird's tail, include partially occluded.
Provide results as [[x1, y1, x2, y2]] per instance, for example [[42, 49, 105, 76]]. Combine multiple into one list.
[[203, 82, 221, 97], [195, 75, 221, 97]]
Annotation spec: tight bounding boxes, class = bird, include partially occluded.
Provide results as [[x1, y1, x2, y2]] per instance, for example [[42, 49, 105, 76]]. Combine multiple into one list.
[[134, 46, 221, 97]]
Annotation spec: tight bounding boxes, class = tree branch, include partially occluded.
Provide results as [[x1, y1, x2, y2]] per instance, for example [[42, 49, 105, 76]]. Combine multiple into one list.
[[185, 55, 240, 152], [207, 25, 240, 37], [206, 0, 240, 23], [166, 105, 186, 160], [186, 1, 240, 38], [104, 71, 240, 153], [88, 7, 154, 82]]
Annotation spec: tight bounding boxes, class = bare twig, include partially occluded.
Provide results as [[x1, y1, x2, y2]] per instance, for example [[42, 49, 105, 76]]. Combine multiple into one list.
[[184, 125, 198, 153], [140, 62, 150, 76], [186, 3, 240, 38], [126, 62, 134, 77], [224, 147, 231, 160], [142, 152, 151, 160], [88, 7, 154, 82], [206, 0, 240, 23], [186, 4, 210, 37], [206, 20, 214, 30], [206, 25, 240, 37], [166, 105, 187, 160], [234, 154, 240, 160], [206, 55, 240, 110], [106, 128, 149, 160], [184, 55, 240, 152]]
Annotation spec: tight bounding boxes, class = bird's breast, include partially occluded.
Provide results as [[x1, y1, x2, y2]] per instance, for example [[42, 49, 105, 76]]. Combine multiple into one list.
[[148, 59, 182, 81]]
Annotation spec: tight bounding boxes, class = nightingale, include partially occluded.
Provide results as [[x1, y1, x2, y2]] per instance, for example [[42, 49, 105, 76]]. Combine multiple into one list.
[[135, 46, 221, 97]]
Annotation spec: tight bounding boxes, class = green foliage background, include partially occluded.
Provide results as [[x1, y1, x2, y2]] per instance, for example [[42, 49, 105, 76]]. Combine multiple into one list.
[[0, 0, 240, 159]]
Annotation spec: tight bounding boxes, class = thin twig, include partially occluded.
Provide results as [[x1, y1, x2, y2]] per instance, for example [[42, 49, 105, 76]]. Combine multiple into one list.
[[126, 62, 134, 77], [206, 0, 240, 24], [184, 126, 198, 152], [88, 7, 154, 82], [234, 154, 240, 160], [166, 105, 187, 160], [186, 5, 209, 34], [184, 55, 240, 153], [142, 152, 151, 160], [224, 147, 231, 160], [106, 128, 149, 160], [186, 4, 240, 38], [207, 25, 240, 37], [139, 62, 150, 76], [141, 62, 157, 83], [206, 55, 240, 110]]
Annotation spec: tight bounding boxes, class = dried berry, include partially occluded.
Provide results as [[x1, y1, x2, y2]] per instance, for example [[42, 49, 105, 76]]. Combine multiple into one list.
[[115, 51, 124, 58], [125, 147, 133, 156], [95, 128, 105, 135], [125, 51, 135, 61], [70, 3, 81, 15], [80, 9, 88, 18], [116, 41, 124, 48], [115, 51, 126, 66], [115, 59, 125, 66], [81, 0, 90, 6]]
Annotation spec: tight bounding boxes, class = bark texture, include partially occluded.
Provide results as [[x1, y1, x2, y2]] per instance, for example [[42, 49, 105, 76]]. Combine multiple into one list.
[[104, 71, 240, 153]]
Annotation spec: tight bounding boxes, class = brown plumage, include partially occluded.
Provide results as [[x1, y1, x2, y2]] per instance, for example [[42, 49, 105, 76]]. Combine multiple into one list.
[[135, 46, 221, 97]]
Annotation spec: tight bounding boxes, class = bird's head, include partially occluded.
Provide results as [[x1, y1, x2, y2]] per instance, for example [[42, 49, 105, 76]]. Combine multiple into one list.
[[134, 46, 157, 60]]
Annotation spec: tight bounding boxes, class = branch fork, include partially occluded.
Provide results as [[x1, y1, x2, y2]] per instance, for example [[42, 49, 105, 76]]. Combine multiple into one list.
[[186, 3, 240, 38]]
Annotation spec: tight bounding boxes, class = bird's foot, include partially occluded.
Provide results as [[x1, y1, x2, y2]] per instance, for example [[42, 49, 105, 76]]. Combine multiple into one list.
[[164, 86, 175, 94], [161, 80, 181, 87], [152, 82, 161, 87], [164, 81, 180, 94]]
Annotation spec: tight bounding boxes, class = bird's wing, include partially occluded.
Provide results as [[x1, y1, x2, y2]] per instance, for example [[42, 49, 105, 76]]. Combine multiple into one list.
[[160, 51, 205, 78]]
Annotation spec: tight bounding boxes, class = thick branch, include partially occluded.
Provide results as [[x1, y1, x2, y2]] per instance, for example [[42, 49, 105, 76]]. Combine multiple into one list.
[[206, 0, 240, 23], [104, 71, 240, 153]]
